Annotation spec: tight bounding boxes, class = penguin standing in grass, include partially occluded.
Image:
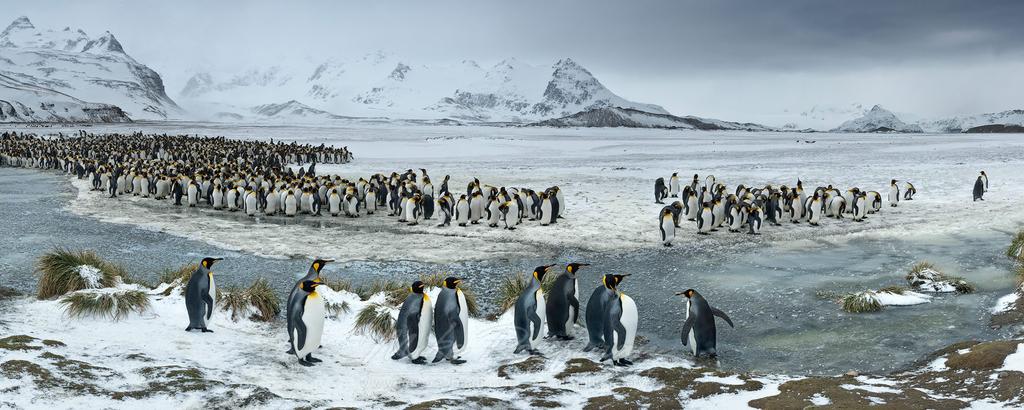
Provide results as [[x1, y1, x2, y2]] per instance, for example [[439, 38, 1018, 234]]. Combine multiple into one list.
[[973, 175, 985, 201], [287, 259, 332, 354], [677, 289, 734, 358], [514, 265, 554, 355], [290, 279, 326, 366], [433, 277, 469, 364], [546, 263, 588, 340], [185, 257, 223, 333], [392, 281, 433, 364], [601, 274, 637, 366]]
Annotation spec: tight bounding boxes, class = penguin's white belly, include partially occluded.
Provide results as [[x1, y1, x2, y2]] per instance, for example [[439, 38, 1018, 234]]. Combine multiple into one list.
[[285, 197, 297, 215], [532, 290, 546, 344], [207, 278, 216, 324], [455, 290, 469, 354], [245, 195, 258, 215], [294, 296, 326, 359], [541, 202, 552, 224], [329, 196, 341, 214], [613, 294, 638, 359], [411, 301, 433, 358], [405, 201, 417, 219], [567, 280, 578, 335], [187, 187, 198, 205], [661, 218, 675, 242]]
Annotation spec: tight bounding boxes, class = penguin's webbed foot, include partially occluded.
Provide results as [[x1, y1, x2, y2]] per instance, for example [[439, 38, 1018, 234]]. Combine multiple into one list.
[[615, 359, 633, 366], [411, 357, 427, 365], [451, 359, 466, 365], [201, 328, 214, 333], [556, 335, 575, 341], [298, 359, 314, 367], [185, 326, 193, 332], [528, 349, 544, 356], [286, 347, 296, 354], [663, 243, 672, 247], [305, 354, 322, 363]]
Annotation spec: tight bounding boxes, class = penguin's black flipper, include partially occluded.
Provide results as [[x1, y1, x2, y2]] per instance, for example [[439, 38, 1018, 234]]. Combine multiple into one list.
[[680, 316, 695, 346], [203, 292, 214, 321], [615, 319, 627, 351], [569, 296, 580, 325], [710, 307, 735, 328], [529, 311, 543, 340], [294, 319, 308, 352], [453, 318, 466, 350]]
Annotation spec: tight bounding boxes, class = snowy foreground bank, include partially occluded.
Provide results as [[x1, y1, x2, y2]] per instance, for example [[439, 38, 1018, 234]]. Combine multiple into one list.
[[2, 283, 1024, 409]]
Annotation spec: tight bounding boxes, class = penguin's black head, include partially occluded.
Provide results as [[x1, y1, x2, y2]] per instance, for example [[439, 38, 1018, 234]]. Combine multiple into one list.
[[891, 179, 897, 185], [311, 258, 334, 274], [566, 263, 590, 274], [200, 257, 223, 269], [603, 273, 630, 289], [981, 171, 987, 176], [675, 289, 697, 299], [410, 281, 426, 294], [443, 277, 462, 289], [533, 264, 555, 281]]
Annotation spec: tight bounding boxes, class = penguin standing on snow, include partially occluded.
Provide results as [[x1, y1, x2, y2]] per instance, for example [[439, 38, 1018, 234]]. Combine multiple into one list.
[[973, 175, 985, 201], [185, 257, 223, 333], [601, 274, 638, 366], [888, 179, 900, 207], [392, 281, 433, 364], [980, 171, 989, 192], [433, 277, 469, 364], [660, 207, 676, 246], [546, 263, 588, 340], [655, 177, 668, 204], [668, 173, 680, 198], [903, 182, 917, 200], [677, 289, 734, 358], [514, 265, 554, 355], [697, 204, 715, 235], [437, 196, 453, 227], [455, 195, 470, 227], [290, 279, 326, 366], [747, 205, 763, 235], [286, 259, 332, 354], [584, 274, 623, 352]]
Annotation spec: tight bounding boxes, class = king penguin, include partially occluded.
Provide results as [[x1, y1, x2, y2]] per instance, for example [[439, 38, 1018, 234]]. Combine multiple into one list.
[[677, 289, 734, 358], [286, 258, 333, 353], [600, 274, 638, 366], [185, 257, 223, 333], [392, 281, 433, 364], [660, 207, 676, 246], [583, 274, 621, 352], [433, 277, 469, 364], [973, 175, 985, 201], [546, 263, 589, 340], [290, 279, 326, 366], [514, 265, 554, 354]]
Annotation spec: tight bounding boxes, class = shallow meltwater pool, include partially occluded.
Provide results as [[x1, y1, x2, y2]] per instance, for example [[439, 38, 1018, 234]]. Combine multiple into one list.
[[0, 167, 1019, 376]]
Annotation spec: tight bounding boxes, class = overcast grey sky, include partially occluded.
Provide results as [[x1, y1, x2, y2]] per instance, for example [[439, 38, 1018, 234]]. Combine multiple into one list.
[[6, 0, 1024, 120]]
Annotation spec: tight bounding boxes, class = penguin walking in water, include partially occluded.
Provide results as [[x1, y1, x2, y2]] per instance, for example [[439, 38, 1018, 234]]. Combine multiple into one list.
[[973, 175, 985, 201], [888, 179, 900, 207], [546, 263, 588, 340], [392, 281, 433, 364], [655, 177, 668, 204], [660, 208, 676, 246], [287, 259, 332, 354], [980, 171, 989, 192], [677, 289, 734, 358], [514, 265, 554, 355], [184, 257, 223, 333], [601, 274, 638, 366], [433, 277, 469, 364], [584, 274, 623, 352], [289, 279, 326, 366]]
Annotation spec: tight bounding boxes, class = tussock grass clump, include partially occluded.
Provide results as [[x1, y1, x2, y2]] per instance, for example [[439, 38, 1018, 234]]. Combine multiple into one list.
[[60, 288, 151, 321], [878, 285, 907, 295], [356, 279, 406, 302], [841, 291, 883, 313], [218, 278, 280, 322], [906, 261, 975, 294], [1008, 230, 1024, 263], [495, 271, 557, 315], [354, 303, 395, 342], [325, 300, 351, 317], [321, 276, 353, 293], [36, 248, 129, 299]]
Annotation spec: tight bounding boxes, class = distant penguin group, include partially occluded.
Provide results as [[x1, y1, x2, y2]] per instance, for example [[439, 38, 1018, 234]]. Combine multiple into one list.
[[654, 173, 917, 245]]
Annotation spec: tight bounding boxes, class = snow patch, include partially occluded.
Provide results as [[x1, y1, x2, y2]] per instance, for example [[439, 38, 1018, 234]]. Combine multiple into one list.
[[75, 264, 103, 289]]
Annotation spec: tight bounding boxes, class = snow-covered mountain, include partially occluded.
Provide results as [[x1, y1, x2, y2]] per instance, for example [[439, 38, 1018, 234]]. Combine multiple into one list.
[[0, 16, 180, 122], [532, 106, 774, 131], [831, 105, 922, 133], [178, 53, 668, 123], [250, 100, 361, 123], [0, 73, 130, 122], [917, 109, 1024, 133]]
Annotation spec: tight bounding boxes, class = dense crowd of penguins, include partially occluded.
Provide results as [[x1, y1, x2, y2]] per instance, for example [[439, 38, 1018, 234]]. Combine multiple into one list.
[[0, 131, 565, 230], [653, 172, 925, 246]]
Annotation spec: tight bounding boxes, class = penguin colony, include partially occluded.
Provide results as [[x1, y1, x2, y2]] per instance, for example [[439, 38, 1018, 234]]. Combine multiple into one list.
[[0, 132, 564, 230], [656, 172, 920, 246], [186, 259, 732, 367]]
